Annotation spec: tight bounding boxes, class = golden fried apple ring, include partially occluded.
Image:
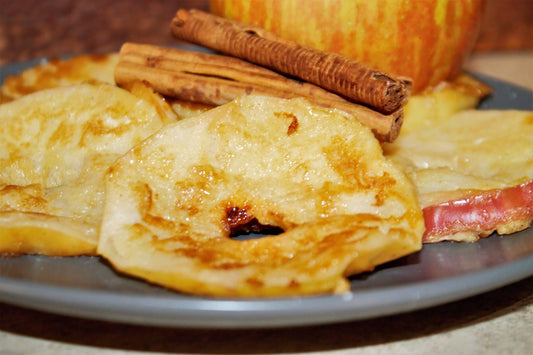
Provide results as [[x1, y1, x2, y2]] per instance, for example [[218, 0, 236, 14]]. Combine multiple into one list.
[[98, 96, 424, 297], [0, 54, 119, 103], [0, 83, 174, 256]]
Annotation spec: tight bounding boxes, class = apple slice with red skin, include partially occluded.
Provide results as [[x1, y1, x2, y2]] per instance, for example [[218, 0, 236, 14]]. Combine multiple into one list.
[[422, 179, 533, 243]]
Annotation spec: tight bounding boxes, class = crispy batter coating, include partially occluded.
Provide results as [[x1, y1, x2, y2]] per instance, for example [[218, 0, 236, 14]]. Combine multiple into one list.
[[98, 95, 424, 297], [0, 83, 173, 255]]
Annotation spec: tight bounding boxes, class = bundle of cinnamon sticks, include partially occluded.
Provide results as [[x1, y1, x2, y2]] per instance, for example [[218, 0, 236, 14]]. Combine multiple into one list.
[[115, 9, 412, 142]]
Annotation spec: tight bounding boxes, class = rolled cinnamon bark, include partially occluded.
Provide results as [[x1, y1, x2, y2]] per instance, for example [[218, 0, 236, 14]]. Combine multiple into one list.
[[118, 43, 346, 103], [170, 9, 410, 115], [115, 43, 404, 142]]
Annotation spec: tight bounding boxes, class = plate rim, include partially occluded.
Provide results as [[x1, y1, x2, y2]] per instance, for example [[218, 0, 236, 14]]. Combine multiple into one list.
[[1, 248, 532, 328]]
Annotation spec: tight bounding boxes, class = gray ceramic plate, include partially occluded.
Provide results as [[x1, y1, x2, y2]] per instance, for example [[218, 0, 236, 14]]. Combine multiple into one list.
[[0, 58, 532, 329]]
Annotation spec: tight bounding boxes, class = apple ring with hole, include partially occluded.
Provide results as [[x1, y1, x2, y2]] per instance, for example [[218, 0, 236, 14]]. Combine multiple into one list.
[[98, 95, 424, 297]]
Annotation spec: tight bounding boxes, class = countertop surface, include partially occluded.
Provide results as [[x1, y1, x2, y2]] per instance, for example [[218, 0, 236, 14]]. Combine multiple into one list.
[[1, 1, 532, 354]]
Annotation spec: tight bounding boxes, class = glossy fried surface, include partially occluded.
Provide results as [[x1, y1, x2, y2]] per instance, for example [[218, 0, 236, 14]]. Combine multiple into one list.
[[98, 95, 424, 297], [0, 83, 172, 255], [386, 108, 533, 242], [0, 54, 119, 103]]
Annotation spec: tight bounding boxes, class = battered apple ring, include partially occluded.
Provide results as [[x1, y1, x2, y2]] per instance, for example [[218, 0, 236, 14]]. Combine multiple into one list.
[[0, 83, 174, 256], [98, 95, 424, 297]]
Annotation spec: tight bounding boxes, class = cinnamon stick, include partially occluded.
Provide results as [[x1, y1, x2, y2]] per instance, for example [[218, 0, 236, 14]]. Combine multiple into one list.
[[115, 43, 403, 142], [118, 42, 346, 104], [170, 9, 410, 115]]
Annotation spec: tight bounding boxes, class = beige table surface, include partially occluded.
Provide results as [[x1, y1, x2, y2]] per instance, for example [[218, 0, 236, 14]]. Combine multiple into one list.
[[1, 51, 532, 355]]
